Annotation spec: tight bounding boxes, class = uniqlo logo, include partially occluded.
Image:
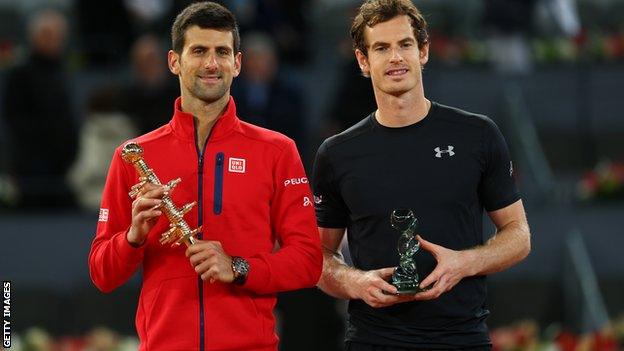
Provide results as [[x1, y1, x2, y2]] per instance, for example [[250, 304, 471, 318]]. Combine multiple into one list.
[[98, 208, 109, 222], [228, 158, 246, 173]]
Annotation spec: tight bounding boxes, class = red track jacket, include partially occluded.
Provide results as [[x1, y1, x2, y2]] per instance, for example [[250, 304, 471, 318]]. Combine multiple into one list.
[[89, 97, 322, 351]]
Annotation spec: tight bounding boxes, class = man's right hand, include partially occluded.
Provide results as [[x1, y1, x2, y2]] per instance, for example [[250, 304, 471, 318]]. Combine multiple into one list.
[[350, 267, 416, 308], [127, 183, 166, 247]]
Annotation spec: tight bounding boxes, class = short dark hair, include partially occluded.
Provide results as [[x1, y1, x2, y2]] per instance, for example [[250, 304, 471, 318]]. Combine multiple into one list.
[[171, 1, 240, 54], [350, 0, 428, 56]]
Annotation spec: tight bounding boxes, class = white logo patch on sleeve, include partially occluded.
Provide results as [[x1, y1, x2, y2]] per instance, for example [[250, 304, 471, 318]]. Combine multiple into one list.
[[228, 158, 246, 173], [303, 196, 312, 207], [98, 208, 109, 222]]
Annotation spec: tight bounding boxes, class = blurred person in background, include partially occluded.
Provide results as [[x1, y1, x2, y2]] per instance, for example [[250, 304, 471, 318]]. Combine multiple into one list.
[[88, 2, 322, 350], [232, 31, 306, 155], [122, 33, 179, 134], [312, 0, 531, 350], [1, 8, 77, 208], [324, 5, 377, 138], [325, 49, 376, 138], [482, 0, 537, 73], [69, 85, 137, 211]]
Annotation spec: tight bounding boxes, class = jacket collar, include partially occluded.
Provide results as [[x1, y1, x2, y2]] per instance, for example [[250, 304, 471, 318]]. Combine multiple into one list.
[[169, 96, 240, 142]]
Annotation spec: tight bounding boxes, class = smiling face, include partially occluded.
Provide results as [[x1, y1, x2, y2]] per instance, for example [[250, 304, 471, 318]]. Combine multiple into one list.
[[355, 15, 428, 98], [168, 25, 241, 104]]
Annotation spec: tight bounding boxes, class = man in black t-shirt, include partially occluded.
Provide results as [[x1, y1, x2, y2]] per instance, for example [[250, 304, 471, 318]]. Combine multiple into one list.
[[312, 1, 531, 350]]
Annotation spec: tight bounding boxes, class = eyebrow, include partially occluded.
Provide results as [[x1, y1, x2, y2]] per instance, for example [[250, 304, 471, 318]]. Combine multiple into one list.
[[216, 45, 232, 52], [188, 44, 233, 51], [398, 37, 416, 45], [370, 37, 416, 48]]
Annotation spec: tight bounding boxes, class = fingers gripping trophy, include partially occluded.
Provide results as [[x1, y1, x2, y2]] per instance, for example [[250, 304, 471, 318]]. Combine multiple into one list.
[[390, 208, 426, 294], [121, 141, 201, 247]]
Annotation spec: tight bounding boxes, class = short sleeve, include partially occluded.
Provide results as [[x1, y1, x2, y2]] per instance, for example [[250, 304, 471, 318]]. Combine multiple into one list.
[[478, 118, 521, 212], [311, 141, 349, 228]]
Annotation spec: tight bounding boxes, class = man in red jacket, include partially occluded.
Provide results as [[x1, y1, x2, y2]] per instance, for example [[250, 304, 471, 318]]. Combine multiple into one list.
[[88, 2, 322, 350]]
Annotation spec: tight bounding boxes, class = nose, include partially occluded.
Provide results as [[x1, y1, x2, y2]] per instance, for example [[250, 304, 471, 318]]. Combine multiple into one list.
[[204, 53, 218, 70], [389, 48, 404, 63]]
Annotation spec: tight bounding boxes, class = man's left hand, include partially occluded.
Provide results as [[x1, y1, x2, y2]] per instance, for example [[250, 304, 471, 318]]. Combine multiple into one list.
[[413, 235, 475, 301], [186, 240, 234, 283]]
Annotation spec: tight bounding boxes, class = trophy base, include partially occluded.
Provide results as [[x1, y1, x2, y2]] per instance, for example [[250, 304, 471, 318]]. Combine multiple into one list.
[[383, 281, 427, 295], [395, 286, 426, 295]]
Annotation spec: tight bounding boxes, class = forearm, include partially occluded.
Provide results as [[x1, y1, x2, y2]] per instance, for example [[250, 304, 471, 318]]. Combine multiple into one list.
[[317, 249, 361, 300], [465, 220, 531, 276], [242, 240, 322, 295]]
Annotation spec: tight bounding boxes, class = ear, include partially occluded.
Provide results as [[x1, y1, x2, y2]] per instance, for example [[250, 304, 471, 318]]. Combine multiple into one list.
[[233, 51, 242, 78], [419, 42, 429, 66], [168, 50, 180, 75], [355, 49, 370, 78]]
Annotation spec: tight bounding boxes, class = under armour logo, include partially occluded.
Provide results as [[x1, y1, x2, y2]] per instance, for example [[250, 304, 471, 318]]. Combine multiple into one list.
[[434, 146, 455, 158]]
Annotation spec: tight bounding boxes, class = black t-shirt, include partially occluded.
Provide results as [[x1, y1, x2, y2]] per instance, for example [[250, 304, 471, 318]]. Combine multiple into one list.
[[312, 102, 520, 349]]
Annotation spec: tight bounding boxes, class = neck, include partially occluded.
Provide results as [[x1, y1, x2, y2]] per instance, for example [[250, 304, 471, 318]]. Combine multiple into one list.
[[181, 93, 230, 150], [374, 86, 430, 128]]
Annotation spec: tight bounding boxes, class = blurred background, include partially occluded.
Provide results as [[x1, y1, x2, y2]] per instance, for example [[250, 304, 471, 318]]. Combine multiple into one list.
[[1, 0, 623, 350]]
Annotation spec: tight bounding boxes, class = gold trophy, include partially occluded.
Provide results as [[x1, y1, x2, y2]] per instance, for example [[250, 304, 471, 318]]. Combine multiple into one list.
[[121, 141, 200, 247]]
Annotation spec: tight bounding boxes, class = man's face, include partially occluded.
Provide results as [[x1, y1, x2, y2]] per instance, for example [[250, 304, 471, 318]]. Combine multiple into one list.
[[168, 26, 241, 103], [356, 15, 428, 97], [244, 47, 276, 84], [31, 12, 67, 59]]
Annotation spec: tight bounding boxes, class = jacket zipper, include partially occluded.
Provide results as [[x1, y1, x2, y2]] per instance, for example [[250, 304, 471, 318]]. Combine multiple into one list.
[[214, 153, 224, 214], [194, 121, 211, 351]]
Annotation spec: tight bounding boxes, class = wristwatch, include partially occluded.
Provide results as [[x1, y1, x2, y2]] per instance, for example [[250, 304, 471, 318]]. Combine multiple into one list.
[[231, 256, 249, 285]]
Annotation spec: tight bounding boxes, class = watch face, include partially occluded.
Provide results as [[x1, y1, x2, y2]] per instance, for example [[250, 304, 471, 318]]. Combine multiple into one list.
[[232, 257, 249, 285], [233, 257, 249, 275]]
